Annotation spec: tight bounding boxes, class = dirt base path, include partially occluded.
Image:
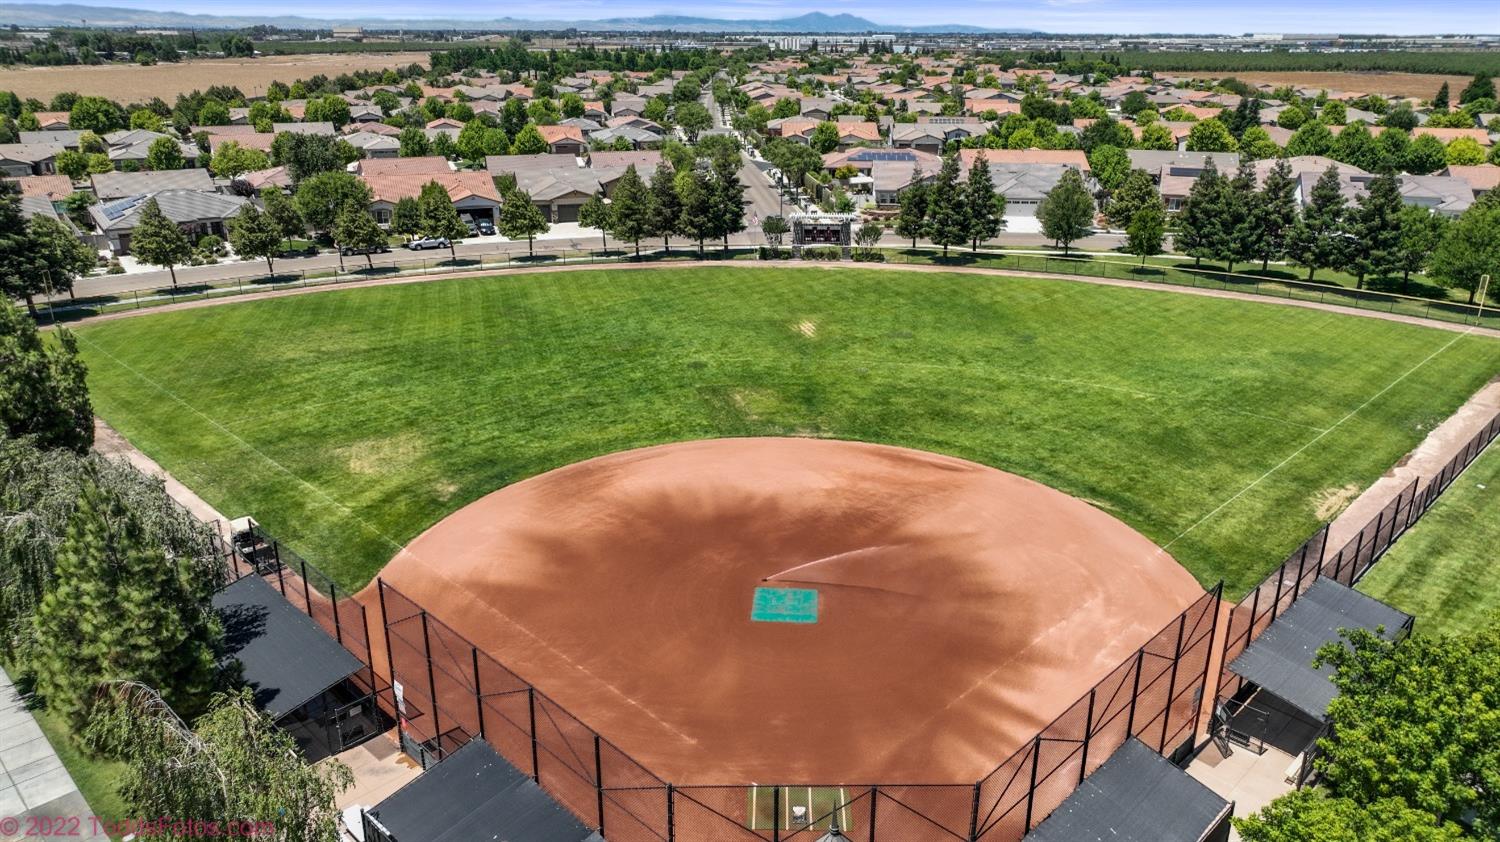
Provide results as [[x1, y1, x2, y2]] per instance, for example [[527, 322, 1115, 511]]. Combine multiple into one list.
[[60, 260, 1500, 339]]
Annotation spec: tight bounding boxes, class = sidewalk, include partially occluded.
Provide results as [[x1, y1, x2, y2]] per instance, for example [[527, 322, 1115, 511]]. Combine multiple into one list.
[[0, 667, 108, 842]]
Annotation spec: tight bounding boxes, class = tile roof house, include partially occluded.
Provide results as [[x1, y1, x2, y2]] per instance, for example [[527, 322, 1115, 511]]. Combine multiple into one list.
[[5, 174, 74, 201], [537, 125, 587, 156], [958, 147, 1091, 170], [90, 189, 248, 255], [485, 153, 599, 222], [231, 166, 292, 194], [1442, 164, 1500, 196], [32, 112, 70, 130], [355, 155, 453, 177], [362, 171, 503, 225]]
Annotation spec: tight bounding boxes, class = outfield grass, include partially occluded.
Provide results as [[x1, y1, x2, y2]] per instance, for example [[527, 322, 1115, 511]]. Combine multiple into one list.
[[70, 267, 1500, 597], [33, 707, 128, 838], [1358, 443, 1500, 636]]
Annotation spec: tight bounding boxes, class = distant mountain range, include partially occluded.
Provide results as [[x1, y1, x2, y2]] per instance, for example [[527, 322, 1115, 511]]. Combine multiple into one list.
[[2, 5, 1038, 34]]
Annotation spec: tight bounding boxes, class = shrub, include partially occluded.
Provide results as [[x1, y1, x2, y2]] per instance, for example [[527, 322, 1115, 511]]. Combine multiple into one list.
[[106, 259, 125, 274], [799, 246, 843, 261]]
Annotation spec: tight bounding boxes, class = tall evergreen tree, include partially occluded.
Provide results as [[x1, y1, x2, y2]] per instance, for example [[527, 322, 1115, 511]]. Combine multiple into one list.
[[1432, 82, 1450, 111], [1224, 157, 1260, 273], [129, 198, 192, 289], [578, 192, 612, 253], [0, 303, 92, 453], [924, 153, 967, 255], [1036, 168, 1095, 256], [894, 165, 930, 248], [962, 152, 1006, 252], [1459, 73, 1495, 105], [675, 168, 716, 257], [607, 165, 651, 256], [1394, 205, 1447, 290], [1175, 158, 1230, 267], [29, 214, 96, 302], [644, 164, 681, 254], [1253, 158, 1300, 271], [33, 483, 219, 727], [1349, 170, 1405, 287], [711, 155, 746, 253], [1287, 165, 1351, 281]]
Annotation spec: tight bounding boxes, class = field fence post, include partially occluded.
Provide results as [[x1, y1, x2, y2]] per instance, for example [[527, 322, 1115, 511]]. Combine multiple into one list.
[[1160, 612, 1188, 753], [1023, 736, 1042, 830], [330, 581, 343, 646], [272, 543, 286, 595], [299, 559, 312, 617], [1079, 688, 1097, 784], [1196, 583, 1225, 740], [377, 580, 402, 748], [419, 610, 441, 757], [666, 784, 675, 842], [594, 734, 605, 833], [528, 687, 540, 784], [968, 781, 981, 840], [1269, 558, 1287, 623], [869, 786, 878, 839], [772, 785, 781, 842], [472, 646, 485, 740], [1125, 649, 1145, 736]]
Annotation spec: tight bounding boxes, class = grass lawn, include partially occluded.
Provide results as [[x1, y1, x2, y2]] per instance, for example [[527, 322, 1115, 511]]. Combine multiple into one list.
[[1358, 443, 1500, 636], [33, 707, 129, 836], [70, 266, 1500, 597]]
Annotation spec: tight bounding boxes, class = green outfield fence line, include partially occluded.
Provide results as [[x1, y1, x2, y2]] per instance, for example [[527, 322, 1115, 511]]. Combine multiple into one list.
[[36, 245, 1497, 333], [1212, 407, 1500, 734]]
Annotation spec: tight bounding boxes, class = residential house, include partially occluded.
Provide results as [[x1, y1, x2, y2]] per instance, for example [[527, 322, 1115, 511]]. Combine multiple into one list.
[[610, 96, 647, 118], [90, 189, 248, 255], [822, 147, 941, 205], [485, 154, 598, 222], [91, 168, 217, 201], [32, 112, 70, 131], [343, 131, 401, 159], [363, 171, 503, 225], [19, 130, 83, 150], [230, 166, 291, 195], [588, 150, 666, 194], [0, 142, 65, 176], [355, 156, 452, 177], [537, 125, 588, 156], [1442, 164, 1500, 197]]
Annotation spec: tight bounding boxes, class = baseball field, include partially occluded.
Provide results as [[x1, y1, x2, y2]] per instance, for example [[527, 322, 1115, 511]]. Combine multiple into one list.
[[70, 266, 1500, 597]]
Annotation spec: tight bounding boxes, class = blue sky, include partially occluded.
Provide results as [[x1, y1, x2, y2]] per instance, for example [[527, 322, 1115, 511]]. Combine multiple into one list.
[[52, 0, 1500, 34]]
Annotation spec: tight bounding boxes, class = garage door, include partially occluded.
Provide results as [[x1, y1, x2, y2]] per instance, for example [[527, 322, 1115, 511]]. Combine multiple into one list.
[[555, 203, 581, 223], [1007, 199, 1040, 217]]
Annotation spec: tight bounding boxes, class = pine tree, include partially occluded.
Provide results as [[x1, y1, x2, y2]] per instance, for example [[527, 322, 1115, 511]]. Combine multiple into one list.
[[1459, 73, 1495, 105], [389, 195, 421, 243], [644, 164, 681, 254], [1287, 165, 1351, 282], [1224, 157, 1260, 273], [675, 168, 716, 257], [33, 483, 219, 728], [711, 155, 746, 253], [1253, 158, 1299, 270], [0, 303, 93, 453], [1433, 82, 1450, 111], [1350, 171, 1405, 288], [1036, 168, 1095, 256], [1175, 158, 1229, 267], [129, 198, 193, 288], [894, 164, 930, 248], [963, 152, 1005, 251], [1394, 205, 1447, 290], [608, 166, 651, 257], [925, 153, 967, 256]]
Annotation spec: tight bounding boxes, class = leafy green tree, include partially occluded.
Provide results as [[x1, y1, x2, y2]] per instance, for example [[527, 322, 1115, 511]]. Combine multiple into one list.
[[129, 197, 192, 288], [1330, 122, 1382, 172], [389, 195, 422, 242], [1319, 99, 1348, 126], [144, 136, 184, 171], [1136, 121, 1176, 150], [226, 203, 283, 277], [1287, 165, 1350, 282], [1236, 790, 1466, 842], [510, 124, 548, 155], [32, 483, 219, 727], [1394, 205, 1447, 289], [761, 215, 789, 253], [895, 165, 930, 247], [54, 150, 90, 181], [501, 98, 528, 138], [1349, 171, 1405, 287], [1402, 134, 1449, 175], [1186, 118, 1237, 152], [88, 685, 352, 842], [1459, 73, 1495, 105], [330, 204, 387, 269], [526, 98, 560, 126], [560, 93, 585, 119], [645, 164, 681, 253], [271, 133, 346, 184], [1104, 168, 1160, 230], [1037, 168, 1095, 256], [197, 99, 230, 126], [1125, 199, 1166, 266], [1175, 157, 1230, 267], [1287, 120, 1334, 157], [207, 141, 269, 178], [1239, 125, 1281, 161], [294, 171, 371, 237], [0, 183, 48, 310], [30, 214, 96, 300], [809, 121, 840, 154], [579, 191, 612, 252], [1429, 197, 1500, 303], [924, 153, 967, 256], [62, 191, 97, 231], [1088, 144, 1130, 191], [1079, 116, 1133, 153], [259, 188, 304, 248], [456, 121, 492, 162], [1121, 91, 1151, 116], [497, 190, 549, 256], [0, 303, 92, 453], [398, 126, 431, 158], [675, 168, 716, 256], [675, 102, 712, 142], [1381, 104, 1419, 132], [1253, 158, 1299, 270], [1277, 105, 1309, 130], [1445, 136, 1486, 166], [303, 94, 350, 128], [417, 180, 468, 263], [963, 151, 1005, 251], [771, 97, 800, 120], [68, 95, 122, 134]]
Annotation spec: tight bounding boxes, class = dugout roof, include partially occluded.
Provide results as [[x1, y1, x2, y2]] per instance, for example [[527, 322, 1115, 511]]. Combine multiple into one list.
[[1024, 738, 1231, 842], [1227, 577, 1411, 721], [213, 574, 364, 720], [366, 739, 603, 842]]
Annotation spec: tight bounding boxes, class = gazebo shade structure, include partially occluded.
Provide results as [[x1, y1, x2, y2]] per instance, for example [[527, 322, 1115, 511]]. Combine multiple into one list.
[[213, 574, 364, 719], [1227, 577, 1412, 721], [362, 739, 603, 842], [1024, 738, 1232, 842]]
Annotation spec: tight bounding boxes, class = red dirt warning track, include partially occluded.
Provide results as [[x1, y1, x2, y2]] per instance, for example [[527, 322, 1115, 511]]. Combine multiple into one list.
[[363, 438, 1203, 783]]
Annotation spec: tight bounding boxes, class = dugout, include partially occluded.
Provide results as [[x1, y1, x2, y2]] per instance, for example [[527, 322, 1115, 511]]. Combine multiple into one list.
[[214, 574, 385, 761], [361, 739, 603, 842], [1218, 577, 1412, 783], [1024, 738, 1232, 842]]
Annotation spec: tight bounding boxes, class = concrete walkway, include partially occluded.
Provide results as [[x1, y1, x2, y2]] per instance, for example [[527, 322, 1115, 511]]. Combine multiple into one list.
[[0, 668, 108, 842]]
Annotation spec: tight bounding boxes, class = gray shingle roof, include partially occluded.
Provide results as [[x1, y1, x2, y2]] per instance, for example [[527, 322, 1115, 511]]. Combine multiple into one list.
[[91, 168, 215, 200]]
